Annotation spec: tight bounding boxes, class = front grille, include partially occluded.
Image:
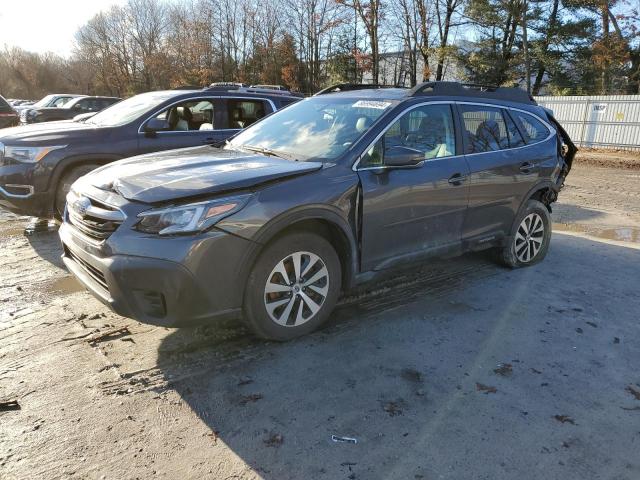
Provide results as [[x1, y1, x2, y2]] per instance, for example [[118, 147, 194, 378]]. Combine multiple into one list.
[[67, 195, 123, 241], [64, 245, 109, 293]]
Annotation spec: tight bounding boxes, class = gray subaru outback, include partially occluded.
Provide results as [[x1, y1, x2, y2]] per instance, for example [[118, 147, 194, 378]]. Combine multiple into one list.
[[59, 82, 576, 340]]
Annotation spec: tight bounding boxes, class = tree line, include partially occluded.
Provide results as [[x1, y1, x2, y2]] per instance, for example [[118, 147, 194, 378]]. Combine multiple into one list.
[[1, 0, 638, 99]]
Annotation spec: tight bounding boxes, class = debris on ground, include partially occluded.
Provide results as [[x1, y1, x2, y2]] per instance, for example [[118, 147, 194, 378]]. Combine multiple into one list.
[[575, 327, 583, 334], [625, 385, 640, 401], [530, 368, 543, 374], [476, 383, 497, 394], [614, 337, 621, 344], [0, 400, 21, 411], [332, 435, 358, 444], [382, 400, 404, 416], [554, 415, 576, 425], [238, 393, 263, 405], [87, 327, 131, 345], [263, 433, 283, 447], [493, 363, 513, 376], [400, 368, 423, 383], [585, 321, 598, 328]]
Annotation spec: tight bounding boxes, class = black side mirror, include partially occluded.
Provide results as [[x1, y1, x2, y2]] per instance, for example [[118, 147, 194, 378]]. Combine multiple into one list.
[[384, 145, 424, 167], [144, 118, 170, 137]]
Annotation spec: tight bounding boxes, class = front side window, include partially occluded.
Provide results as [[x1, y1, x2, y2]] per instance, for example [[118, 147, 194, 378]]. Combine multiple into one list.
[[513, 112, 550, 143], [460, 105, 509, 153], [152, 99, 216, 132], [360, 104, 456, 168], [228, 97, 394, 161], [52, 97, 71, 107]]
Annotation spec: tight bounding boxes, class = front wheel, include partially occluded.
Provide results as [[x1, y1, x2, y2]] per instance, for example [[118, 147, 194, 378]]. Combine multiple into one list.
[[496, 199, 552, 268], [54, 164, 100, 219], [243, 232, 342, 340]]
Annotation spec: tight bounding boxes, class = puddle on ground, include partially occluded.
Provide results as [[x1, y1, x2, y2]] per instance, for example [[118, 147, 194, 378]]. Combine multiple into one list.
[[554, 223, 640, 243], [44, 276, 85, 296]]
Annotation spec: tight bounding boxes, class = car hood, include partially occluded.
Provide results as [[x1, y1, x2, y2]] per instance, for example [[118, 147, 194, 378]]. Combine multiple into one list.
[[0, 121, 103, 143], [79, 145, 323, 204]]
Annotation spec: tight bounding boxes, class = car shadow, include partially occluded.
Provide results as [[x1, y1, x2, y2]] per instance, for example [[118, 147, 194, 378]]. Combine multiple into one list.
[[552, 203, 607, 223], [22, 219, 65, 269], [151, 237, 640, 479]]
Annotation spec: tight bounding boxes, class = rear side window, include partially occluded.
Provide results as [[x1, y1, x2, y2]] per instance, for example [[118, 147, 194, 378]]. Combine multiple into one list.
[[504, 111, 525, 148], [512, 112, 550, 143], [224, 100, 268, 129], [459, 105, 509, 153]]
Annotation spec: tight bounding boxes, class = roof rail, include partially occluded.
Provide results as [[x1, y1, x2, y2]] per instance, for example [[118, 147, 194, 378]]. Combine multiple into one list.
[[314, 83, 405, 96], [251, 84, 287, 90], [203, 83, 303, 97], [408, 81, 535, 104]]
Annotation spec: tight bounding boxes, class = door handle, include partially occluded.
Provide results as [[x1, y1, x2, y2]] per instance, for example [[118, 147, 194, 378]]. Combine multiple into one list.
[[519, 162, 535, 173], [448, 173, 468, 185]]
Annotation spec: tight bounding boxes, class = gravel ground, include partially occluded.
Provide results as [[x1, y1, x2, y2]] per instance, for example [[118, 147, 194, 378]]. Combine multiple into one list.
[[1, 157, 639, 480]]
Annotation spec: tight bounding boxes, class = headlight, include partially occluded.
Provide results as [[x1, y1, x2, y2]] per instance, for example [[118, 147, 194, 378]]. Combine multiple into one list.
[[4, 145, 66, 163], [134, 194, 251, 235]]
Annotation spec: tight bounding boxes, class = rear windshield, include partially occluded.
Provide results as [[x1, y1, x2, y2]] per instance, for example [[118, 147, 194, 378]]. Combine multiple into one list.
[[0, 96, 13, 113]]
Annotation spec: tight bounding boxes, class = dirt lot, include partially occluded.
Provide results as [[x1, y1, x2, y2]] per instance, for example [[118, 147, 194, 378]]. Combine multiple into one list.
[[1, 154, 640, 480]]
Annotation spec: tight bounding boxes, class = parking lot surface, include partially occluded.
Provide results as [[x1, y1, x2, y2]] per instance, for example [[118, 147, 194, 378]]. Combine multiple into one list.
[[1, 157, 640, 479]]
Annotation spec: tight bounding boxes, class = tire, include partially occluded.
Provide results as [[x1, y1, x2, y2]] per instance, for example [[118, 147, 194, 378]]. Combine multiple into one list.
[[496, 199, 552, 268], [54, 164, 100, 219], [243, 232, 342, 340]]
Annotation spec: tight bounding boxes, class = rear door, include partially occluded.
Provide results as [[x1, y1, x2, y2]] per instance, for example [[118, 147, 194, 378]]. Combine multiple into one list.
[[457, 103, 543, 241], [357, 102, 470, 271], [137, 97, 229, 154]]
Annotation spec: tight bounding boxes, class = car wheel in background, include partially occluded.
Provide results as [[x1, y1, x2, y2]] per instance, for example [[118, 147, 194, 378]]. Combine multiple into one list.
[[54, 164, 100, 220], [243, 232, 342, 340], [496, 199, 552, 268]]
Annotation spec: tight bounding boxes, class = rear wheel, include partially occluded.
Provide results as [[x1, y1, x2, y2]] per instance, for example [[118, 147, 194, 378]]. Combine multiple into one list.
[[243, 232, 342, 340], [496, 199, 551, 268], [54, 164, 100, 219]]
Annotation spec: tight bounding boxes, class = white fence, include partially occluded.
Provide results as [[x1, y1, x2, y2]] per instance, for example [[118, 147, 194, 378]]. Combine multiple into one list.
[[534, 95, 640, 151]]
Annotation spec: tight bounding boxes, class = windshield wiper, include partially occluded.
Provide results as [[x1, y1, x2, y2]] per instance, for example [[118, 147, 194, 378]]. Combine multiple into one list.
[[238, 144, 298, 161]]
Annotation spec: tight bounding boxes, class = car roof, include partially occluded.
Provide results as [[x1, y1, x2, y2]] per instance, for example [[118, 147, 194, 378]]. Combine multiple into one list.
[[314, 81, 542, 114], [316, 88, 408, 102]]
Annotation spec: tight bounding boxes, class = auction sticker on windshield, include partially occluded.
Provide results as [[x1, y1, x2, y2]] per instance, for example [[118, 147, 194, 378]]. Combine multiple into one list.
[[352, 100, 392, 109]]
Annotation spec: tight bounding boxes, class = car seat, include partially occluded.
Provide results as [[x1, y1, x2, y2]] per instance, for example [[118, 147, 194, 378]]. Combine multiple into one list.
[[474, 120, 501, 151], [175, 106, 193, 131]]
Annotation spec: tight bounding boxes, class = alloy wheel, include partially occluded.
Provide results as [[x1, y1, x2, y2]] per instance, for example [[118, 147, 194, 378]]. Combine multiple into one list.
[[514, 212, 545, 263], [263, 251, 329, 327]]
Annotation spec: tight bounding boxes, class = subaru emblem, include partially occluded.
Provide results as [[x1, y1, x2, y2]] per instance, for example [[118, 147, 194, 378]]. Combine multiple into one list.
[[72, 197, 91, 217]]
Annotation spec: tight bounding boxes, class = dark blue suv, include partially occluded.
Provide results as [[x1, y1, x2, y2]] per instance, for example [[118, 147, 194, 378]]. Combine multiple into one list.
[[0, 85, 301, 218], [60, 82, 576, 340]]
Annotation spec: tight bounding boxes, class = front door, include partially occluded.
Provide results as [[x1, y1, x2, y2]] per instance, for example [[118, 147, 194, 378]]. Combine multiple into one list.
[[357, 103, 470, 271], [138, 98, 229, 154]]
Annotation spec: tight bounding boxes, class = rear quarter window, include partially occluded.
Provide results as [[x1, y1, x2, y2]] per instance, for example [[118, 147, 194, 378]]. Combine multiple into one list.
[[513, 112, 550, 144]]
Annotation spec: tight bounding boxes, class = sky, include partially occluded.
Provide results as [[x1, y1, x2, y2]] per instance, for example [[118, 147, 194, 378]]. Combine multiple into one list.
[[0, 0, 126, 57]]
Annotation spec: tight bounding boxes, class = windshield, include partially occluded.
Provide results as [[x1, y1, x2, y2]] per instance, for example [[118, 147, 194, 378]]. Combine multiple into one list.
[[228, 97, 395, 161], [33, 95, 56, 108], [86, 91, 175, 127]]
